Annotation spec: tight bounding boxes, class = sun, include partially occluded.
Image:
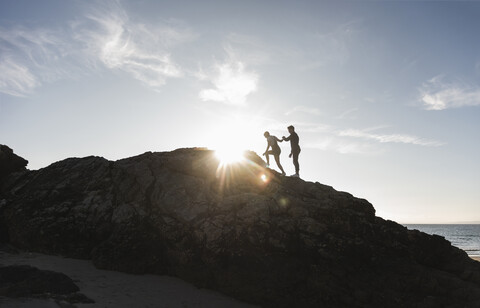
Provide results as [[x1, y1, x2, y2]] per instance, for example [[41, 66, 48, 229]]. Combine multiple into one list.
[[215, 147, 245, 165], [207, 115, 257, 166]]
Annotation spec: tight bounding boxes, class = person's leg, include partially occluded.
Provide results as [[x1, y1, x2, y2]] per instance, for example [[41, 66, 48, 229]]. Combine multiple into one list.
[[274, 154, 286, 175], [293, 151, 300, 175], [266, 150, 276, 166]]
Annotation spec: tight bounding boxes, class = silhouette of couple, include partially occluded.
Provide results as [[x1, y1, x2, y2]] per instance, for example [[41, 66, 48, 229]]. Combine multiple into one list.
[[263, 125, 301, 177]]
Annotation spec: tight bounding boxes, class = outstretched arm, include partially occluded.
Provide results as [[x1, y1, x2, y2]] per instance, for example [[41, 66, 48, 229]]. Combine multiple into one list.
[[283, 134, 291, 141], [274, 136, 283, 142]]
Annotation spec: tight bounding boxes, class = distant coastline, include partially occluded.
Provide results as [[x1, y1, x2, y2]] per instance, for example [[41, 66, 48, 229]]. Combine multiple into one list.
[[404, 224, 480, 257], [403, 222, 480, 225]]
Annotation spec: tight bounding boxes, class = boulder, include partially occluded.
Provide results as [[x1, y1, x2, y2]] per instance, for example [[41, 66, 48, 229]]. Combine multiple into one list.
[[0, 265, 93, 303], [0, 145, 28, 182], [1, 147, 480, 307]]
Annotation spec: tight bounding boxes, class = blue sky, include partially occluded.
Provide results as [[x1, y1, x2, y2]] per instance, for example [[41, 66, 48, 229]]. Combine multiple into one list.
[[1, 0, 479, 223]]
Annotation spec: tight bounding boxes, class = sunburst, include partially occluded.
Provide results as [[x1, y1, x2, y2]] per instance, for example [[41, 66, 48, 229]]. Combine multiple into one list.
[[215, 147, 245, 165]]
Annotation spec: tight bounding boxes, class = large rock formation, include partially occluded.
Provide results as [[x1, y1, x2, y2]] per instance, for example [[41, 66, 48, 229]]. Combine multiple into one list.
[[1, 145, 480, 307], [0, 265, 93, 304], [0, 145, 28, 182]]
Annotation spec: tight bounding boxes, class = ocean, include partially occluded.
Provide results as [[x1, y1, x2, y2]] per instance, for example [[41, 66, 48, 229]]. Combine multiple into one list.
[[404, 224, 480, 257]]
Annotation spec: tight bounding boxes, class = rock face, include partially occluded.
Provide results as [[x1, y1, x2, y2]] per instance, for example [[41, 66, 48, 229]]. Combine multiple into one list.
[[0, 145, 28, 182], [1, 146, 480, 307], [0, 265, 93, 303]]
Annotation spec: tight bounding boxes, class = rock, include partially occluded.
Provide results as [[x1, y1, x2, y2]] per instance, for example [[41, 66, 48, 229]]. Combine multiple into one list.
[[0, 145, 28, 182], [1, 146, 480, 307], [0, 265, 93, 303]]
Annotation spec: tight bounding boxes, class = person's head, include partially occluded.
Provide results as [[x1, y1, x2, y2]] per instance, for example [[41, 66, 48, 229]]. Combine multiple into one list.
[[287, 125, 295, 133], [264, 131, 270, 138]]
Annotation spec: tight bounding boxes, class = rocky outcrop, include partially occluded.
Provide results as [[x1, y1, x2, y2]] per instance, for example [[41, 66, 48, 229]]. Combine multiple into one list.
[[1, 147, 480, 307], [0, 145, 28, 182], [0, 265, 93, 303]]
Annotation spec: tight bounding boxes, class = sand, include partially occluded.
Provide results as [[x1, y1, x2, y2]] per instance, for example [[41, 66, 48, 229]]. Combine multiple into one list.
[[2, 250, 478, 307], [0, 250, 258, 308]]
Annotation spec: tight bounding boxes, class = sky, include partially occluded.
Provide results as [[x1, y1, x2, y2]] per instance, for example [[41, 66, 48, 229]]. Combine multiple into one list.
[[1, 0, 479, 224]]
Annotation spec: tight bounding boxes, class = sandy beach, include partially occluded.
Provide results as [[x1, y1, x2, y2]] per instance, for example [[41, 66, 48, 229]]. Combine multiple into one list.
[[1, 252, 480, 307], [0, 250, 258, 308]]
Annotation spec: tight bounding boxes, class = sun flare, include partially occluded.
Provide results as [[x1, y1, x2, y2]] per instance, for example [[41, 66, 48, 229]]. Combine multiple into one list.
[[207, 115, 258, 166], [215, 147, 245, 165]]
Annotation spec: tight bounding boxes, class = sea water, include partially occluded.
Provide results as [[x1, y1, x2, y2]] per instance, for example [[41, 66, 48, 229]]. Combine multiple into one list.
[[404, 224, 480, 257]]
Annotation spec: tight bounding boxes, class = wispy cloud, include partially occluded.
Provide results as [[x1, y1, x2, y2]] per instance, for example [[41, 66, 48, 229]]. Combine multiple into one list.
[[199, 57, 258, 106], [339, 129, 445, 147], [419, 75, 480, 110], [306, 137, 381, 155], [0, 26, 72, 96], [336, 107, 358, 120], [0, 1, 195, 97], [0, 58, 39, 97], [254, 117, 441, 154], [305, 125, 444, 155], [73, 1, 193, 89]]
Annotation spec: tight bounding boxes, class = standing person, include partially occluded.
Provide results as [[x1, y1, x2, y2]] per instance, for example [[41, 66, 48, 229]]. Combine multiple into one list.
[[283, 125, 301, 177], [263, 131, 286, 176]]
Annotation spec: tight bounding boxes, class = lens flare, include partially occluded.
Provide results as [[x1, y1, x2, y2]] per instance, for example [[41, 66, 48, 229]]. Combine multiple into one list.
[[260, 174, 268, 182], [215, 148, 245, 165]]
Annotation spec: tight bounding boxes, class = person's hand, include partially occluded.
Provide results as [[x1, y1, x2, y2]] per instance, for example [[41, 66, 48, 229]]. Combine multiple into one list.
[[282, 136, 286, 140], [289, 153, 292, 158], [263, 152, 266, 156]]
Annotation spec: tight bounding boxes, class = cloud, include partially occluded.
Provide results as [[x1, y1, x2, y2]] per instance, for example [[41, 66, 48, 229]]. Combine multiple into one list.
[[336, 107, 358, 120], [73, 2, 193, 89], [199, 59, 258, 106], [0, 1, 195, 97], [197, 35, 265, 106], [0, 58, 39, 97], [0, 26, 71, 96], [339, 129, 445, 147], [419, 75, 480, 110], [305, 137, 381, 155]]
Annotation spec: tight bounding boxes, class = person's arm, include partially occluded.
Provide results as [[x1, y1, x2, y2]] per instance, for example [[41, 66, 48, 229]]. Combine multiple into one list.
[[274, 136, 283, 142], [286, 134, 293, 157]]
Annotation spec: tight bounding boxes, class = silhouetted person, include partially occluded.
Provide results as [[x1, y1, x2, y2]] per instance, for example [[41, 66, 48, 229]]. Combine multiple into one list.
[[263, 131, 286, 176], [283, 125, 300, 177]]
